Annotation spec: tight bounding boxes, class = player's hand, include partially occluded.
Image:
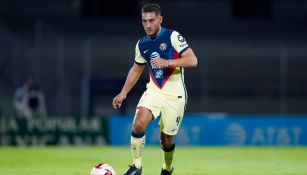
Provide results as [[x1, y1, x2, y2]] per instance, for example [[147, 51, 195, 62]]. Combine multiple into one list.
[[150, 58, 169, 68], [112, 93, 126, 109]]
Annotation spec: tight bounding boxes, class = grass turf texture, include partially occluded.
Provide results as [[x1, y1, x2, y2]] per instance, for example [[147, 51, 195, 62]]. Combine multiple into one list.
[[0, 146, 306, 175]]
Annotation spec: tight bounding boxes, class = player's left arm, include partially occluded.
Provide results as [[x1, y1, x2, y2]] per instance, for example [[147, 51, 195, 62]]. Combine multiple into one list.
[[168, 48, 197, 68], [150, 48, 197, 68], [150, 31, 197, 68]]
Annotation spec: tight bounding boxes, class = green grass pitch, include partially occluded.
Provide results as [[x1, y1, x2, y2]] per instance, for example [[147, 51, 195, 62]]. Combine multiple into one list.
[[0, 146, 306, 175]]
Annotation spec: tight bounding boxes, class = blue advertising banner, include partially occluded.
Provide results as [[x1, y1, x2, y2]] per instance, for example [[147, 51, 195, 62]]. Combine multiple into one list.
[[109, 115, 307, 146]]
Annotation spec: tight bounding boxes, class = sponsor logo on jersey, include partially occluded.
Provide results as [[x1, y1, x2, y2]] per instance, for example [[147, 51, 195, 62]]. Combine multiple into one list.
[[155, 70, 164, 78], [159, 42, 167, 51], [143, 49, 150, 54], [180, 43, 187, 48], [150, 52, 160, 59], [177, 34, 185, 42], [150, 52, 163, 69]]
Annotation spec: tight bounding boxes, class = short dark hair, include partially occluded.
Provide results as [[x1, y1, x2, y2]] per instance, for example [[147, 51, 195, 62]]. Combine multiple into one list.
[[141, 4, 161, 15]]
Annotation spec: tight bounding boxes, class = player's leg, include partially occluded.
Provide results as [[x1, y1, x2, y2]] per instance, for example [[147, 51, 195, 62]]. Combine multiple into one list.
[[123, 106, 153, 175], [131, 107, 153, 168], [159, 96, 185, 175], [160, 131, 175, 175], [124, 90, 161, 175]]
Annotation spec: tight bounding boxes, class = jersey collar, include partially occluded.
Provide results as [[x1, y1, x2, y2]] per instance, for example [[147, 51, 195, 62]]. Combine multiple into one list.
[[149, 27, 165, 41]]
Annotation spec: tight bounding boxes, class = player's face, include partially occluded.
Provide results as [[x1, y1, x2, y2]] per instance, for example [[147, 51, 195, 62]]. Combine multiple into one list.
[[142, 12, 162, 37]]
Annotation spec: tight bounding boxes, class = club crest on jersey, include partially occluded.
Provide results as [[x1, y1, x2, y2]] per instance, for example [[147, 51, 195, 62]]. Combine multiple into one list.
[[159, 43, 167, 51], [177, 34, 185, 42]]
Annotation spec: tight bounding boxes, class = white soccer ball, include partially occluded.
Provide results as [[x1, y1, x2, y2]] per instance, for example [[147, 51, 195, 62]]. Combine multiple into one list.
[[91, 163, 116, 175]]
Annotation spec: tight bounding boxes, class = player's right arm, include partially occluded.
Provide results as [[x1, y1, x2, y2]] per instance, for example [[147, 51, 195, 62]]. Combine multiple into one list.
[[113, 40, 147, 109], [113, 63, 145, 109]]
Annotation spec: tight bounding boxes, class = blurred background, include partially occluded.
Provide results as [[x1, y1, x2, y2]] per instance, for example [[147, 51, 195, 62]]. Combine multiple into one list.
[[0, 0, 307, 146]]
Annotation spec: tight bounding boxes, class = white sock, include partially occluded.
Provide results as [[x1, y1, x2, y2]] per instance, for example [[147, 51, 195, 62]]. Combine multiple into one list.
[[131, 134, 145, 169]]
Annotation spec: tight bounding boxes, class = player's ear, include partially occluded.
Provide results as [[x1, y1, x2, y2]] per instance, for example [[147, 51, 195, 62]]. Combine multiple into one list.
[[159, 15, 163, 24]]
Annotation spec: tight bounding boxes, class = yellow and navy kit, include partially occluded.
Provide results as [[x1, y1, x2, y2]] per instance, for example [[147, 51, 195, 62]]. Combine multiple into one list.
[[135, 27, 190, 99]]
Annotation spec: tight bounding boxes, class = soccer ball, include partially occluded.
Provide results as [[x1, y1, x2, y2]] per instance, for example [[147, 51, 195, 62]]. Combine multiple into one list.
[[91, 163, 116, 175]]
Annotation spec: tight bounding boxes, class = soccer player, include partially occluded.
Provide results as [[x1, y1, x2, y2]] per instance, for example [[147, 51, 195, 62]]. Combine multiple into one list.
[[112, 3, 198, 175]]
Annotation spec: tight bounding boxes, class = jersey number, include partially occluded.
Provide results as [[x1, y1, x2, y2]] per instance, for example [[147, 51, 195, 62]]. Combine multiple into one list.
[[176, 116, 181, 126]]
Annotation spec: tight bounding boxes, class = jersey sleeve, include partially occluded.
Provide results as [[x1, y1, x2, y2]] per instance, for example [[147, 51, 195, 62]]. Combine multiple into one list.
[[135, 40, 147, 65], [170, 31, 190, 57]]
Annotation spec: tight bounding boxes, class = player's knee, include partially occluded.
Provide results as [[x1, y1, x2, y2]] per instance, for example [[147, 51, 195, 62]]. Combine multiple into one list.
[[132, 120, 146, 133], [160, 134, 174, 149], [132, 108, 152, 133]]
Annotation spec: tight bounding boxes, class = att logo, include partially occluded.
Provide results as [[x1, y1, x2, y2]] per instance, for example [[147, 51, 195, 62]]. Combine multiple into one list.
[[150, 52, 163, 69]]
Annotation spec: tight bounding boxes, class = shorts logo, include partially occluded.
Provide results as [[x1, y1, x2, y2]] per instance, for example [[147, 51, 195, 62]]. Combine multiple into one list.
[[159, 43, 167, 51], [171, 129, 177, 133], [177, 35, 185, 42]]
